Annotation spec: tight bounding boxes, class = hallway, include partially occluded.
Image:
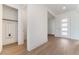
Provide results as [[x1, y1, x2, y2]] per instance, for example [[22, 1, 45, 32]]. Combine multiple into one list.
[[1, 36, 79, 55]]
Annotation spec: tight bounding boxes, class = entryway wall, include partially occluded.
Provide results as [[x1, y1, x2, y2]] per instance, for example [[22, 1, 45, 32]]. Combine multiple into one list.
[[27, 5, 48, 51]]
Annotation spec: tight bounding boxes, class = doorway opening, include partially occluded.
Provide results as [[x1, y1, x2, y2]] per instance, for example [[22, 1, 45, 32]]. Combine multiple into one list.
[[48, 11, 55, 39]]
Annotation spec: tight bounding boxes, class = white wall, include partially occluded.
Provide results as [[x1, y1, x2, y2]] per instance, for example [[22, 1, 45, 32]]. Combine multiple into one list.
[[48, 12, 55, 35], [0, 4, 2, 52], [22, 5, 27, 40], [27, 4, 48, 51], [48, 19, 55, 35], [18, 5, 25, 45], [70, 10, 79, 40]]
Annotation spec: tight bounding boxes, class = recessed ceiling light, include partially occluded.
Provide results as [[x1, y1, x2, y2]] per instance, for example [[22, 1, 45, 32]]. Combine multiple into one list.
[[62, 6, 66, 10]]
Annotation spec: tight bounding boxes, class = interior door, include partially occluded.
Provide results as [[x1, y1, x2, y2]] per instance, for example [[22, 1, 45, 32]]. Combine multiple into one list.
[[3, 20, 18, 45]]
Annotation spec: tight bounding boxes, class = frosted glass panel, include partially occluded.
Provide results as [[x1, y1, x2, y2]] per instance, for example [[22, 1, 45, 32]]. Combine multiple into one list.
[[61, 23, 67, 27], [61, 28, 68, 31], [61, 18, 68, 36], [61, 32, 67, 35], [61, 18, 68, 22]]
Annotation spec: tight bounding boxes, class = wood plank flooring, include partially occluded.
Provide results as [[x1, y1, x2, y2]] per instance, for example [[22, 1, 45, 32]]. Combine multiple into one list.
[[1, 36, 79, 55]]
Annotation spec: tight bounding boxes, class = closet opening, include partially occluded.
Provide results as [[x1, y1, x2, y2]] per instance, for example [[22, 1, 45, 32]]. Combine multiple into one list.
[[2, 4, 18, 53]]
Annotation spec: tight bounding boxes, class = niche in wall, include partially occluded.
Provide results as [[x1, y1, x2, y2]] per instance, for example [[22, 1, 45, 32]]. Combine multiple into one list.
[[2, 4, 18, 45]]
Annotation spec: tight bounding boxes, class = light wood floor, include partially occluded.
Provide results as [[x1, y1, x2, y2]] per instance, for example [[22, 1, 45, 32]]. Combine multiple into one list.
[[1, 36, 79, 55]]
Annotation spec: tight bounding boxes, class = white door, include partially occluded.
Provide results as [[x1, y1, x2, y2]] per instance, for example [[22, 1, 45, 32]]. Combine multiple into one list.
[[60, 18, 71, 38], [3, 20, 18, 45]]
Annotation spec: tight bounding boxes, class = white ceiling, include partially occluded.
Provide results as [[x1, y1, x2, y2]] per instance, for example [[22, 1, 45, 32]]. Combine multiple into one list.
[[45, 4, 78, 15], [6, 4, 79, 16]]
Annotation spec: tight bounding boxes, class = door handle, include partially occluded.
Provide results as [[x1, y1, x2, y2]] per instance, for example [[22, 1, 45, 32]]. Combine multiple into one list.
[[8, 34, 11, 37]]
